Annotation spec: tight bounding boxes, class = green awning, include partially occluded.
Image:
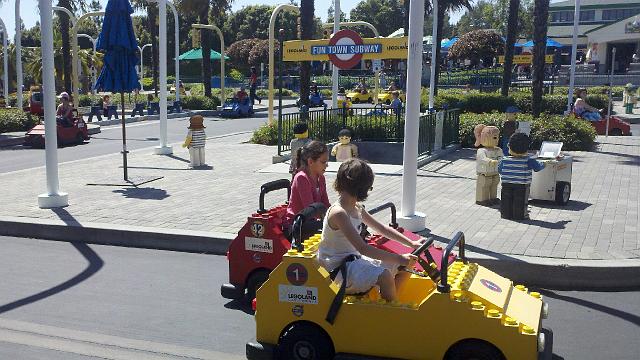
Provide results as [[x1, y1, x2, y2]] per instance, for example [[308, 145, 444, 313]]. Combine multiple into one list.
[[178, 48, 230, 61]]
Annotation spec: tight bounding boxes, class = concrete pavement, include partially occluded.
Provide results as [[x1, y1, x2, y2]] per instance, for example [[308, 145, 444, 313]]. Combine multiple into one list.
[[0, 132, 638, 289]]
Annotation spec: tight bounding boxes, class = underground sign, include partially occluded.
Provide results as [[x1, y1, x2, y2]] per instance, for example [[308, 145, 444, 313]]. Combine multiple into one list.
[[311, 29, 382, 70]]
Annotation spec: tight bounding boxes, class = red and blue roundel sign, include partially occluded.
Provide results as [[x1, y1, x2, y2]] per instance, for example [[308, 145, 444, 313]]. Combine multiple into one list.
[[480, 279, 502, 293], [327, 29, 364, 70]]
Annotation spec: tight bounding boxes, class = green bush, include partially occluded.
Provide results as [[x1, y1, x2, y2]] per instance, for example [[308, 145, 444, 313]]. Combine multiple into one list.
[[251, 123, 279, 145], [256, 88, 298, 97], [229, 68, 244, 81], [459, 112, 596, 151], [179, 95, 220, 110], [0, 109, 37, 133]]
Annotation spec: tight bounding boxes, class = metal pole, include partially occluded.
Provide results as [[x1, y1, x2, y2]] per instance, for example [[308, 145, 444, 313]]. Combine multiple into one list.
[[269, 4, 299, 125], [139, 44, 151, 91], [72, 11, 105, 109], [37, 0, 68, 208], [331, 0, 340, 109], [192, 24, 225, 108], [428, 0, 438, 111], [399, 0, 426, 231], [167, 1, 180, 102], [78, 34, 97, 95], [278, 29, 284, 156], [154, 0, 172, 155], [15, 0, 23, 110], [606, 47, 615, 137], [0, 21, 8, 101], [566, 0, 581, 113]]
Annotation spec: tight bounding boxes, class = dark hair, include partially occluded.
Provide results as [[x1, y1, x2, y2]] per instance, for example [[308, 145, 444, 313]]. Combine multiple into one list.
[[508, 133, 530, 154], [293, 122, 308, 134], [577, 88, 587, 98], [296, 140, 328, 170], [251, 67, 256, 72], [334, 158, 374, 201], [338, 128, 353, 138]]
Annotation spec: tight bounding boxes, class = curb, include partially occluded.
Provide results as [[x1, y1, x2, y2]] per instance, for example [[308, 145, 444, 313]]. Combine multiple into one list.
[[1, 215, 638, 290]]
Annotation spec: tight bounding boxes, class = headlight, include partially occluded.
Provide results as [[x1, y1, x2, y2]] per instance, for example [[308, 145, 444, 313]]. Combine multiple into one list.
[[542, 302, 549, 319], [538, 332, 545, 352]]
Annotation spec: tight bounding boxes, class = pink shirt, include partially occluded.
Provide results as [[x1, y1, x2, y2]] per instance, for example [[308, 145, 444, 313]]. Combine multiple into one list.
[[284, 170, 330, 228]]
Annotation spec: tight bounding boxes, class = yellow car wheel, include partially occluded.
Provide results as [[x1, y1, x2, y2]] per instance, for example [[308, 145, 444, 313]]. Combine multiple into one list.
[[445, 339, 505, 360], [276, 323, 334, 360]]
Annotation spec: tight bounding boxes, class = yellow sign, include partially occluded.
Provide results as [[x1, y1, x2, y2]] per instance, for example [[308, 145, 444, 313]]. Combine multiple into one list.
[[498, 55, 553, 64], [283, 37, 408, 62]]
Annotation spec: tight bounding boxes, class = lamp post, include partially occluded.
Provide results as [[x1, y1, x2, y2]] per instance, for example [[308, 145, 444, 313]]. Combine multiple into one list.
[[428, 0, 438, 111], [0, 20, 9, 101], [566, 0, 581, 113], [77, 33, 97, 95], [192, 23, 225, 108], [72, 12, 105, 108], [15, 0, 23, 110], [268, 4, 299, 125], [37, 0, 68, 208], [138, 44, 152, 90], [153, 0, 172, 155], [148, 0, 180, 102], [331, 0, 340, 109]]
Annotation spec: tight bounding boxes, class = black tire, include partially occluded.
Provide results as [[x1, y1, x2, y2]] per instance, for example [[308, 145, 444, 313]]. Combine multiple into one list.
[[555, 181, 571, 205], [57, 135, 64, 148], [76, 133, 84, 144], [246, 270, 270, 302], [610, 128, 623, 136], [352, 97, 359, 104], [445, 340, 505, 360], [367, 97, 372, 103], [276, 323, 335, 360]]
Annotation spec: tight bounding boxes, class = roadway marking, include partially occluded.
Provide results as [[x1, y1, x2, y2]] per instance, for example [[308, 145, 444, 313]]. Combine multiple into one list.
[[0, 318, 244, 360]]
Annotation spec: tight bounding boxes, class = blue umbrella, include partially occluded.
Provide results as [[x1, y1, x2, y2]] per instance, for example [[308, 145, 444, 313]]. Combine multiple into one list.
[[520, 38, 563, 48], [94, 0, 140, 181], [441, 37, 458, 50]]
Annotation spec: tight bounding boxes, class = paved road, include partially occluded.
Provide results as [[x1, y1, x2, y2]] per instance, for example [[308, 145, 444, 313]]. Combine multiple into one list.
[[0, 236, 638, 359]]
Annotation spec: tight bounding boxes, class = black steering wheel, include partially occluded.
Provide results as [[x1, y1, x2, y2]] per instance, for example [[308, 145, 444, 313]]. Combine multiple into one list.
[[398, 237, 441, 281]]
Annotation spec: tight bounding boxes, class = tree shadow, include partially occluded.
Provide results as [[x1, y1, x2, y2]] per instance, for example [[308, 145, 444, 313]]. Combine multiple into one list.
[[113, 187, 169, 200], [0, 208, 104, 315]]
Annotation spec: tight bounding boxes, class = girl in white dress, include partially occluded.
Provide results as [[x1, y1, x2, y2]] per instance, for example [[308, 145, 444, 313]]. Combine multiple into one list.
[[318, 159, 423, 301]]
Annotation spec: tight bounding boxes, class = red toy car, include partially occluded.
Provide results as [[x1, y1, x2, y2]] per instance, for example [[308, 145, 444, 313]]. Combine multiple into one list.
[[221, 179, 456, 302], [24, 110, 89, 147], [25, 87, 44, 117], [587, 116, 632, 136]]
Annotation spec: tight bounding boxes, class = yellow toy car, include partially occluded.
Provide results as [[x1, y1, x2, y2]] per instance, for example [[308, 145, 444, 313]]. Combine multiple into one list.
[[347, 88, 374, 104], [337, 95, 352, 112], [247, 232, 552, 360], [379, 89, 406, 105]]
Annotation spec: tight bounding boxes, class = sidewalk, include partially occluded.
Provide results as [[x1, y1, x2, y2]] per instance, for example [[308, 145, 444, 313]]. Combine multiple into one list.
[[0, 133, 638, 289], [613, 100, 640, 123]]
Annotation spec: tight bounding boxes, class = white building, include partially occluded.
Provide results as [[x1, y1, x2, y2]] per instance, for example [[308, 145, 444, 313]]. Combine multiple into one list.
[[548, 0, 640, 72]]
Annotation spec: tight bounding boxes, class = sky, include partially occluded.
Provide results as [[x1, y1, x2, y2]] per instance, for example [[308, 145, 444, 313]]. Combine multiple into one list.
[[0, 0, 565, 40]]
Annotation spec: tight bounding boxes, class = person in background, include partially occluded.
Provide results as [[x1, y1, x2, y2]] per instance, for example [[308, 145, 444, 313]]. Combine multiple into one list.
[[236, 86, 248, 103], [102, 95, 111, 116], [56, 92, 74, 127], [574, 88, 602, 121], [249, 67, 261, 105]]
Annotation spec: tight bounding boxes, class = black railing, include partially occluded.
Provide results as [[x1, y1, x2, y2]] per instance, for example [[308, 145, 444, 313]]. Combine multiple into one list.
[[442, 109, 460, 148]]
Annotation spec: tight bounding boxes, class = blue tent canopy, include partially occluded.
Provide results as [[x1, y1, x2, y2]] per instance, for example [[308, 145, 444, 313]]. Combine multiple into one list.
[[520, 38, 563, 48], [441, 37, 458, 49]]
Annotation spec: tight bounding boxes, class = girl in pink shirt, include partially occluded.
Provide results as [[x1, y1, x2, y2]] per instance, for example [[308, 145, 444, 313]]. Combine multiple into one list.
[[284, 140, 331, 239]]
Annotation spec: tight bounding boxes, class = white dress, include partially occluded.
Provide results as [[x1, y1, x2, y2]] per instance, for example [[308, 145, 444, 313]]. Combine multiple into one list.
[[318, 204, 398, 294]]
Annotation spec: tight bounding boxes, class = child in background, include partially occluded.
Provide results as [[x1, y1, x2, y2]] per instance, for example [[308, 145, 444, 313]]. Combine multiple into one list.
[[318, 159, 421, 301], [289, 122, 312, 175], [283, 140, 331, 239], [499, 133, 545, 220], [389, 91, 402, 113], [102, 95, 111, 116]]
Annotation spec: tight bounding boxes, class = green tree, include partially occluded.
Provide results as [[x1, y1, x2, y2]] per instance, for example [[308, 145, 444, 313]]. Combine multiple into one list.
[[448, 29, 504, 66], [349, 0, 404, 37], [454, 0, 533, 39], [501, 0, 520, 96], [299, 0, 314, 108], [326, 3, 347, 23], [531, 0, 550, 117], [223, 5, 301, 43], [433, 0, 471, 96]]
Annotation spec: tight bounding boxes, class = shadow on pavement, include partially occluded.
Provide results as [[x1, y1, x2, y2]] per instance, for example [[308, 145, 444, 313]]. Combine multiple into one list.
[[224, 299, 255, 316], [164, 154, 191, 163], [113, 187, 169, 200], [530, 200, 592, 212], [519, 219, 571, 230], [0, 208, 104, 315]]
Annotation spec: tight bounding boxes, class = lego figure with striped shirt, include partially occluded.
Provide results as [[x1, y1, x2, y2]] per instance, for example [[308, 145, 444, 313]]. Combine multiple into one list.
[[498, 133, 545, 220], [182, 115, 207, 168]]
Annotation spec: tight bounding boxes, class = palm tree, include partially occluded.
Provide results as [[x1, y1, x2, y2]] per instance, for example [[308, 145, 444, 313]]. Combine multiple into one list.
[[501, 0, 520, 97], [56, 0, 90, 94], [433, 0, 470, 97], [531, 0, 550, 117], [299, 0, 314, 108], [131, 1, 159, 96]]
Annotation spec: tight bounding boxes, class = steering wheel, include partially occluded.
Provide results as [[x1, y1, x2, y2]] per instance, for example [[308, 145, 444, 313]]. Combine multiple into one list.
[[398, 238, 441, 281]]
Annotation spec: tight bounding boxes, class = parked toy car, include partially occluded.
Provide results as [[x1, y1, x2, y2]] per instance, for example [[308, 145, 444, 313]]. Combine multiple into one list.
[[378, 89, 406, 105], [221, 97, 254, 118], [24, 111, 89, 148], [296, 93, 326, 108], [347, 88, 373, 104], [587, 116, 631, 136], [25, 86, 44, 117], [247, 232, 552, 360], [221, 180, 455, 303]]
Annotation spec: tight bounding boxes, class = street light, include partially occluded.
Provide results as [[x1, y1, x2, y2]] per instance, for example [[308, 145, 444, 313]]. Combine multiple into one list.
[[138, 44, 152, 90], [268, 4, 299, 125], [77, 33, 97, 95], [147, 0, 180, 102], [0, 20, 9, 101], [192, 23, 225, 108], [15, 0, 24, 110]]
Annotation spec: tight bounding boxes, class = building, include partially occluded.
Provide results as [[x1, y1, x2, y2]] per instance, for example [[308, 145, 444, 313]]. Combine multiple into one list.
[[548, 0, 640, 73]]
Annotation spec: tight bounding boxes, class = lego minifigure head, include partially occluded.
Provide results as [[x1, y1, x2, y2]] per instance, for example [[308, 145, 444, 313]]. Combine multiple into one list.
[[334, 158, 375, 201], [293, 122, 309, 139], [473, 124, 499, 148], [508, 133, 530, 157], [338, 128, 353, 145], [505, 106, 520, 122], [188, 115, 205, 130]]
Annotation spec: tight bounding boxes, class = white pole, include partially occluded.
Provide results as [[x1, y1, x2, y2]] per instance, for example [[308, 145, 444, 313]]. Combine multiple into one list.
[[606, 47, 615, 137], [428, 0, 438, 111], [155, 0, 172, 155], [37, 0, 68, 208], [167, 1, 180, 102], [566, 0, 581, 113], [331, 0, 340, 108], [15, 0, 23, 110], [398, 0, 426, 231], [0, 21, 8, 101], [268, 4, 299, 125]]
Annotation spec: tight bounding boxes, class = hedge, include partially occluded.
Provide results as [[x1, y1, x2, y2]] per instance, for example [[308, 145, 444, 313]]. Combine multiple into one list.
[[0, 109, 37, 134], [459, 112, 596, 151]]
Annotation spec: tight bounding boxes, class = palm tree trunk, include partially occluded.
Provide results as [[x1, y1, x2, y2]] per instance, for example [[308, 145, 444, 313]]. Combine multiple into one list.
[[432, 3, 445, 97], [299, 0, 314, 108], [58, 0, 73, 94], [531, 0, 549, 118], [403, 0, 410, 37], [501, 0, 520, 97], [200, 6, 212, 98]]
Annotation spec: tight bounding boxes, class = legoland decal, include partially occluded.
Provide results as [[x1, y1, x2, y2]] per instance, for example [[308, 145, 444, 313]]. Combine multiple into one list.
[[244, 237, 274, 253], [250, 221, 265, 237], [480, 279, 502, 293], [286, 263, 308, 286], [278, 285, 319, 305]]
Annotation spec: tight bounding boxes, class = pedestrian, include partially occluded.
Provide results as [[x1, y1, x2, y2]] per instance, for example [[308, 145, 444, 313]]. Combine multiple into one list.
[[249, 67, 261, 105], [182, 115, 207, 168], [102, 95, 111, 116]]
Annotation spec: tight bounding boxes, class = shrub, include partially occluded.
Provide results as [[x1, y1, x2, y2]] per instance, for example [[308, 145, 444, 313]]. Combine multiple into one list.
[[257, 88, 297, 97], [251, 123, 279, 145], [0, 109, 37, 133], [180, 95, 221, 110], [229, 68, 244, 81]]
